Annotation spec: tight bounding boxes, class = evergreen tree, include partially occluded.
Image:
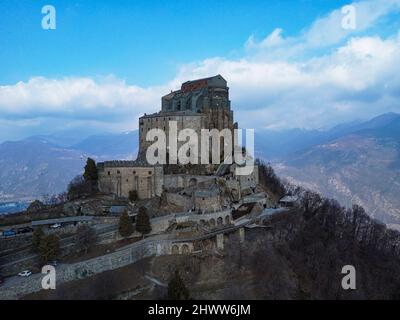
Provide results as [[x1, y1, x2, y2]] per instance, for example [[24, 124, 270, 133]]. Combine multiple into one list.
[[32, 227, 44, 251], [83, 158, 98, 193], [136, 206, 151, 237], [167, 270, 190, 300], [39, 234, 60, 263], [83, 158, 98, 181], [118, 211, 134, 238]]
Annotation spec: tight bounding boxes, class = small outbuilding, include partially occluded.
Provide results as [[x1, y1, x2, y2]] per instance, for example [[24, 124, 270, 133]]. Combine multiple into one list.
[[278, 195, 300, 208], [194, 188, 221, 213]]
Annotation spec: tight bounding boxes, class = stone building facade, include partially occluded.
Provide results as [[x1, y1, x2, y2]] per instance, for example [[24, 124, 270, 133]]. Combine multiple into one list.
[[194, 188, 221, 213], [97, 161, 163, 199], [138, 111, 206, 160]]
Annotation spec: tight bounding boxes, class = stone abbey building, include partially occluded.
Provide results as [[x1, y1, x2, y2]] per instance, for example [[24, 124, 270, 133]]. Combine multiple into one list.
[[137, 74, 237, 159], [97, 75, 257, 200]]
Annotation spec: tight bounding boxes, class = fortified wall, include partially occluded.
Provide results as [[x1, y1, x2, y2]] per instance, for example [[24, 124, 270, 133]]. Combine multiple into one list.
[[97, 161, 163, 199]]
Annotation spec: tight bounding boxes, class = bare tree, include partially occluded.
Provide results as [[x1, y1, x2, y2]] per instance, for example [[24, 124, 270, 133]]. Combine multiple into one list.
[[225, 235, 247, 271], [75, 225, 97, 255]]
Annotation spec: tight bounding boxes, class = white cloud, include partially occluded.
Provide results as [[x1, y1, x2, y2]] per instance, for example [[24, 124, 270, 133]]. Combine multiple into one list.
[[245, 28, 285, 50], [0, 76, 165, 119], [173, 35, 400, 130], [246, 0, 400, 59]]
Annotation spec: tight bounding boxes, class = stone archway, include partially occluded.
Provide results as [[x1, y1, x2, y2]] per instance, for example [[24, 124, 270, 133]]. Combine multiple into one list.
[[171, 245, 179, 255], [181, 244, 190, 254], [225, 215, 231, 225], [230, 189, 240, 202], [209, 218, 216, 227], [217, 217, 223, 226]]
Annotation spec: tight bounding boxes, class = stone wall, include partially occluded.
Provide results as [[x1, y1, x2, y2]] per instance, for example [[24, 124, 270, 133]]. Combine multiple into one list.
[[163, 174, 216, 190], [237, 165, 259, 190], [164, 192, 192, 212], [0, 224, 118, 277], [0, 238, 193, 300], [139, 112, 206, 162], [98, 164, 163, 200], [0, 207, 240, 299], [175, 209, 232, 228], [194, 192, 221, 213]]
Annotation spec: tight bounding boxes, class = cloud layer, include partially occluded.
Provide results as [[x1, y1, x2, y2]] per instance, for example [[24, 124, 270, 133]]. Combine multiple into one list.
[[1, 0, 400, 140]]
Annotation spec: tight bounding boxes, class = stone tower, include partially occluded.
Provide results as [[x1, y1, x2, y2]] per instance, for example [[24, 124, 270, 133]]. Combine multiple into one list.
[[138, 75, 237, 159]]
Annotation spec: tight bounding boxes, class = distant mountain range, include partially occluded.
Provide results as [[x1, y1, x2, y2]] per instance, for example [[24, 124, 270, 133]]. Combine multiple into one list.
[[271, 113, 400, 229], [0, 132, 139, 202], [0, 113, 399, 228], [0, 137, 85, 202], [255, 112, 400, 159]]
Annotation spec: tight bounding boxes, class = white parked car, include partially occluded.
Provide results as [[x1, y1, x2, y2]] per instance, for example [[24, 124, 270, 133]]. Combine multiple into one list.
[[18, 270, 32, 277], [50, 223, 62, 229]]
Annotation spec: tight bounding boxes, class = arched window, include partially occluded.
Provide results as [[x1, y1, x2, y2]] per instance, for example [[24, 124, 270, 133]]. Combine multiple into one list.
[[181, 244, 189, 254], [171, 245, 179, 255], [209, 218, 216, 227]]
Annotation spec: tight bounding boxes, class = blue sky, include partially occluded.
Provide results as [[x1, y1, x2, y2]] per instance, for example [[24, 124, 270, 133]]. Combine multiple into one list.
[[0, 0, 350, 86], [1, 0, 400, 142]]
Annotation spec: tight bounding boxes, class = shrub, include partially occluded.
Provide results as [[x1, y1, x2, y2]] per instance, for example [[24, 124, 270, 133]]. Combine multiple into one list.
[[27, 200, 45, 213]]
